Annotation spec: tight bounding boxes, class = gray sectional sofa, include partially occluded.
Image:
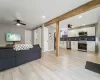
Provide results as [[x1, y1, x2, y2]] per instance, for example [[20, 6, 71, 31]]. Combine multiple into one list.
[[0, 44, 41, 71]]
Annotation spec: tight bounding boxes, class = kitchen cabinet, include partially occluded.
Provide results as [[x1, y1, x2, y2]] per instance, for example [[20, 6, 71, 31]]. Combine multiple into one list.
[[87, 27, 95, 36], [71, 41, 78, 50], [87, 41, 95, 52], [60, 41, 66, 49]]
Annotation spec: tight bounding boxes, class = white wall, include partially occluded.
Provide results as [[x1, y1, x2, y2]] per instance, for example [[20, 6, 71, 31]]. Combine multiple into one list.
[[25, 30, 32, 44], [32, 25, 49, 52], [42, 25, 48, 52], [0, 24, 27, 46], [33, 29, 37, 45], [41, 24, 55, 52], [96, 19, 100, 37], [37, 28, 42, 47], [33, 28, 42, 47], [48, 26, 55, 51], [96, 18, 100, 53]]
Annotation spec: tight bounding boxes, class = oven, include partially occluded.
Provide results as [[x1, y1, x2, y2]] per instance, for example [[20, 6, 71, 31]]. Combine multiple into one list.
[[78, 31, 87, 52], [78, 42, 87, 51]]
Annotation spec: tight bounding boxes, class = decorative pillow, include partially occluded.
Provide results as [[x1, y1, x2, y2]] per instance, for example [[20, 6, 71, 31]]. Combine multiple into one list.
[[13, 44, 33, 51]]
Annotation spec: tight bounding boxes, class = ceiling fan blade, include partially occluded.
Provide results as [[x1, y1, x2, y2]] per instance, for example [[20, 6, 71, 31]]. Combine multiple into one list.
[[20, 23, 26, 25]]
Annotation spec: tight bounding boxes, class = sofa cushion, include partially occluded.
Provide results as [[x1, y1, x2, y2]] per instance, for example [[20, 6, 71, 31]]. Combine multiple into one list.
[[16, 44, 41, 56], [16, 51, 41, 66], [0, 49, 15, 59], [0, 57, 15, 71]]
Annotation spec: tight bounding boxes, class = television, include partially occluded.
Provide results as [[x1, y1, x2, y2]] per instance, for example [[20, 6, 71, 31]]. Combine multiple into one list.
[[6, 32, 21, 41]]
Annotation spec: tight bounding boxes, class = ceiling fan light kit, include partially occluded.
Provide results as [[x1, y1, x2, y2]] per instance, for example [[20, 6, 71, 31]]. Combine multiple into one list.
[[16, 23, 21, 26], [14, 19, 26, 26]]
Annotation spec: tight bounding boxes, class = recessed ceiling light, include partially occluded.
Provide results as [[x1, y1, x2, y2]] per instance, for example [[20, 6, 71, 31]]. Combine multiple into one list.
[[79, 15, 82, 18], [42, 16, 46, 19]]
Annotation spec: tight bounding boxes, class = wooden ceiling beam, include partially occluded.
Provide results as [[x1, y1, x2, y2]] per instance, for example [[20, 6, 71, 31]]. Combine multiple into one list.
[[44, 0, 100, 27]]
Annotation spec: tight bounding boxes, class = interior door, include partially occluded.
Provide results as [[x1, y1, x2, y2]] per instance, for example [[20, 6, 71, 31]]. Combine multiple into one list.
[[34, 30, 37, 45], [54, 32, 56, 50], [25, 30, 32, 44], [37, 28, 42, 47], [43, 27, 48, 52]]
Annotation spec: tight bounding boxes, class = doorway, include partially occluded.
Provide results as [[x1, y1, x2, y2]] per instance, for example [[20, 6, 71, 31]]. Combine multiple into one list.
[[54, 32, 56, 50], [25, 30, 32, 44]]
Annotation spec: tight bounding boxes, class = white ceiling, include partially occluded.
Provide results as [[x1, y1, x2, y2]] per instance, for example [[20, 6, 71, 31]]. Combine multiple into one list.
[[0, 0, 92, 29], [51, 7, 100, 30], [60, 7, 100, 29]]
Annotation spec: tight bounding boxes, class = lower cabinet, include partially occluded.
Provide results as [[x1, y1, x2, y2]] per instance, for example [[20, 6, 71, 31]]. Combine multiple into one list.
[[71, 41, 78, 50], [60, 41, 66, 49], [87, 41, 95, 52], [0, 57, 15, 71], [60, 41, 95, 52], [71, 41, 95, 52]]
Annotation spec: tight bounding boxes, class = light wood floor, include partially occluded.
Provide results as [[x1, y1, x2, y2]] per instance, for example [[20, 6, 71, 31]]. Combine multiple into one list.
[[0, 49, 100, 80]]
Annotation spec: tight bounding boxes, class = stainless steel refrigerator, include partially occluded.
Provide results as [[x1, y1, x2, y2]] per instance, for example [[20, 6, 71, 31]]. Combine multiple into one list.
[[67, 41, 71, 49]]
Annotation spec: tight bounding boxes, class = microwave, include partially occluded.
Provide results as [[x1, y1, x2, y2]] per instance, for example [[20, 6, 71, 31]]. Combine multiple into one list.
[[79, 32, 87, 36]]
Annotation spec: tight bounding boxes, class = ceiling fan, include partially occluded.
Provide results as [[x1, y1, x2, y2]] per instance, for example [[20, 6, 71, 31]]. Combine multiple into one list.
[[68, 24, 72, 28], [14, 19, 26, 26]]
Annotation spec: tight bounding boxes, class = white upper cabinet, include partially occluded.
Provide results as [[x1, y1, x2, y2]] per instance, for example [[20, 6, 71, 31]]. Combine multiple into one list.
[[87, 27, 95, 36], [68, 27, 95, 37], [78, 27, 95, 36], [68, 30, 78, 37]]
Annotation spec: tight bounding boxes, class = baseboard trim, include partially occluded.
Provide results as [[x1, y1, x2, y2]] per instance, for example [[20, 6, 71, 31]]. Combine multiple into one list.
[[47, 49, 54, 51], [42, 49, 54, 52]]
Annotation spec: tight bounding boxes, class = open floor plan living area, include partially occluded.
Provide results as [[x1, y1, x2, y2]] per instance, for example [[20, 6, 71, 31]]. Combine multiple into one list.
[[0, 0, 100, 80]]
